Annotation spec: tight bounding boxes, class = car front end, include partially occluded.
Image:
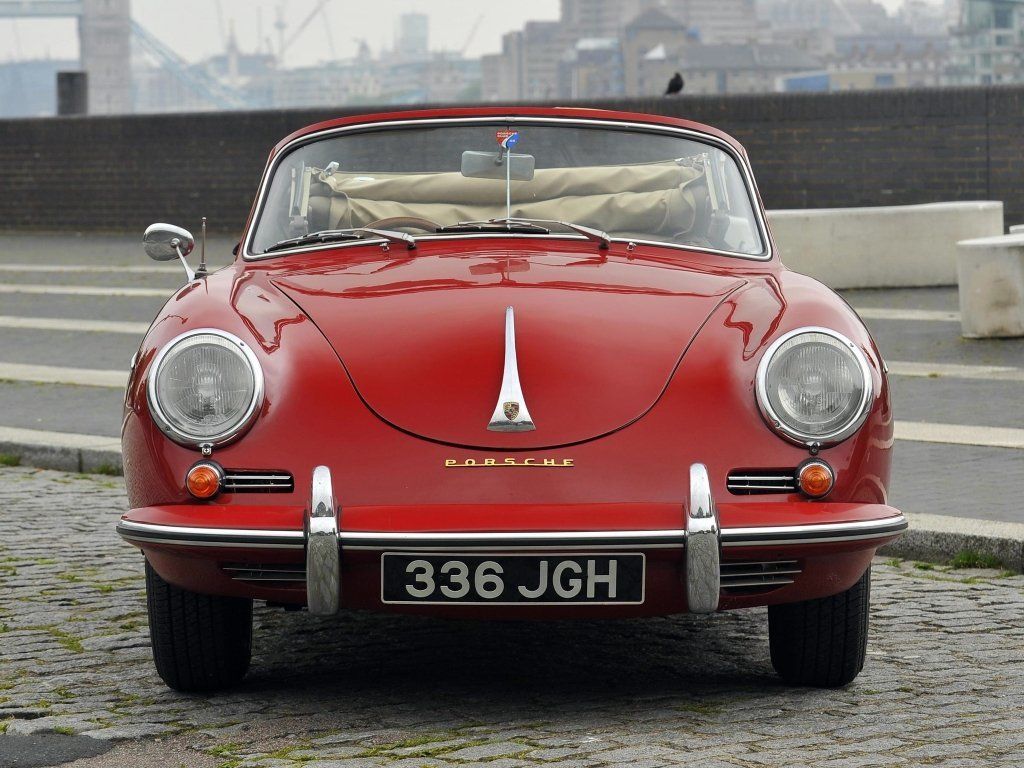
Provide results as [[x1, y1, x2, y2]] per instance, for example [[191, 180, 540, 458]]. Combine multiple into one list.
[[119, 108, 904, 690]]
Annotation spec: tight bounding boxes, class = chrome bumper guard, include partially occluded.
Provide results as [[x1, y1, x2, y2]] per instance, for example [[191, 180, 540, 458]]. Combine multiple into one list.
[[686, 463, 720, 614], [305, 465, 340, 616], [117, 465, 907, 617]]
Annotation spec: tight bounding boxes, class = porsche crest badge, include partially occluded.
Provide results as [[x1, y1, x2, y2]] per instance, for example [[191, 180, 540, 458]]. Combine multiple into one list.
[[488, 307, 536, 432]]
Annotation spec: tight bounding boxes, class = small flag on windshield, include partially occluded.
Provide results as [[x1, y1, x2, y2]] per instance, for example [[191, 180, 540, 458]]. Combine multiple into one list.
[[497, 130, 520, 149]]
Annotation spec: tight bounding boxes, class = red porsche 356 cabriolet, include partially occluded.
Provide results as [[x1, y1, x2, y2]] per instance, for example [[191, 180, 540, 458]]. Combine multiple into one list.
[[118, 107, 905, 691]]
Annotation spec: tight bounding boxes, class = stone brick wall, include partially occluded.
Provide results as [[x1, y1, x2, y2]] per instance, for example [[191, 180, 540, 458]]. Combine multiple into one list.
[[0, 87, 1020, 235]]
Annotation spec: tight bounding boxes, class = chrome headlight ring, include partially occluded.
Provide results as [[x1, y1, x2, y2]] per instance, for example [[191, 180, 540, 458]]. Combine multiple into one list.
[[755, 326, 874, 447], [146, 328, 265, 450]]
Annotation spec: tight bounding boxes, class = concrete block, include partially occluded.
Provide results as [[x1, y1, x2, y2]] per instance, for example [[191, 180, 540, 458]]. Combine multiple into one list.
[[0, 439, 79, 473], [956, 233, 1024, 338], [80, 448, 123, 475], [0, 427, 122, 474], [880, 512, 1024, 572], [769, 201, 1004, 289]]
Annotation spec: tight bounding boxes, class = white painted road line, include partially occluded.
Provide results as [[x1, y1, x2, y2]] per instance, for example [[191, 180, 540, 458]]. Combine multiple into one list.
[[0, 315, 149, 335], [0, 283, 169, 297], [896, 421, 1024, 450], [0, 363, 127, 388], [855, 308, 961, 323], [0, 426, 121, 454], [0, 264, 179, 274], [887, 360, 1024, 382]]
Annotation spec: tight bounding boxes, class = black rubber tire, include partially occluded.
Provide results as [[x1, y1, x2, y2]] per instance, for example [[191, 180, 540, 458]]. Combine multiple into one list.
[[768, 568, 870, 688], [145, 560, 253, 692]]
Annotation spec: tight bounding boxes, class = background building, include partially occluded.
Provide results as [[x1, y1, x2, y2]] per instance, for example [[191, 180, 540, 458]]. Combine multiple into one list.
[[621, 8, 691, 95], [2, 0, 1019, 114], [680, 43, 821, 93], [948, 0, 1024, 83]]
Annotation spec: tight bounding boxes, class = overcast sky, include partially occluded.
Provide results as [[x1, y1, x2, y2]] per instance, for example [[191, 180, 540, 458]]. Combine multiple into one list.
[[0, 0, 562, 64]]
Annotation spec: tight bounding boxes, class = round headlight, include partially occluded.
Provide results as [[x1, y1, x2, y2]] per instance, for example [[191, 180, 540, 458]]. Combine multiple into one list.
[[147, 329, 263, 448], [756, 327, 873, 446]]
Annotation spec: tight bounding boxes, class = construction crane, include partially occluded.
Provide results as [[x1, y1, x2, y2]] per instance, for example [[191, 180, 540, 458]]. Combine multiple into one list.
[[460, 14, 484, 56], [278, 0, 335, 62], [321, 2, 336, 60], [214, 0, 226, 47], [131, 20, 250, 109]]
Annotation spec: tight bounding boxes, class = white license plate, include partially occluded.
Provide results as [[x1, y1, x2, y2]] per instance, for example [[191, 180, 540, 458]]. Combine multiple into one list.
[[380, 553, 645, 605]]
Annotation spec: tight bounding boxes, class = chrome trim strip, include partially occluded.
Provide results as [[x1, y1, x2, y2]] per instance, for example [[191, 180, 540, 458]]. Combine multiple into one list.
[[339, 529, 686, 551], [115, 519, 304, 549], [487, 306, 536, 432], [305, 466, 341, 615], [222, 565, 305, 572], [146, 328, 265, 450], [223, 473, 293, 481], [722, 568, 802, 577], [344, 543, 685, 551], [338, 529, 687, 541], [728, 475, 796, 482], [728, 486, 794, 492], [685, 463, 720, 613], [241, 115, 772, 263], [754, 326, 875, 448], [223, 483, 292, 490], [116, 514, 905, 552], [721, 515, 908, 547], [722, 577, 796, 588]]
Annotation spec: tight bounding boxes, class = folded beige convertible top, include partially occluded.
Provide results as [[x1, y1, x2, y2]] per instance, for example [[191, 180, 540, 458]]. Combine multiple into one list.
[[308, 162, 705, 238]]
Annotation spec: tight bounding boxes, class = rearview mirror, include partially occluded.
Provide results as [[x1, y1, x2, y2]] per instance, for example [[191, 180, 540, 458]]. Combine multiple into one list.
[[143, 222, 196, 282], [143, 223, 194, 262], [461, 151, 535, 181]]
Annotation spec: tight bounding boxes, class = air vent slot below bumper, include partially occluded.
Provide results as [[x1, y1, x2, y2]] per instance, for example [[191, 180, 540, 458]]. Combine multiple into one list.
[[721, 560, 801, 594], [222, 563, 306, 584]]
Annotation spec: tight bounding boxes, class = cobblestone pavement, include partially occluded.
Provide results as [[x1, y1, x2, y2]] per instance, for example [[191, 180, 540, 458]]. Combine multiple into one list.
[[1, 468, 1023, 767]]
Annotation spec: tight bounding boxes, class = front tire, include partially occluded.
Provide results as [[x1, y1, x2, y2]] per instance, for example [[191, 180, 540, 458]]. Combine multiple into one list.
[[145, 560, 253, 692], [768, 568, 870, 687]]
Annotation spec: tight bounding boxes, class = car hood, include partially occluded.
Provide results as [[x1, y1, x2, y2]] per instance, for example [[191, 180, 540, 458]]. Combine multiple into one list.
[[272, 246, 744, 449]]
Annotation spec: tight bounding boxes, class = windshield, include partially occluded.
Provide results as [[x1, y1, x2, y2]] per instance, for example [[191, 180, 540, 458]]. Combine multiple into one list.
[[248, 121, 767, 258]]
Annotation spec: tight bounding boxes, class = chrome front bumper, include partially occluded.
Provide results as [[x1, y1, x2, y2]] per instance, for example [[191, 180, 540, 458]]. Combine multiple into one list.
[[116, 463, 908, 616]]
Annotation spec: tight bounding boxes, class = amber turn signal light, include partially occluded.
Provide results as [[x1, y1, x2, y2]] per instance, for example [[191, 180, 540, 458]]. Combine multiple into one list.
[[186, 462, 223, 500], [797, 460, 834, 499]]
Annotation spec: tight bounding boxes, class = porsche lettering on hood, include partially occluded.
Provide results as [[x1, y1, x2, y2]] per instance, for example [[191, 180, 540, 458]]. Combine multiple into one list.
[[273, 248, 744, 449]]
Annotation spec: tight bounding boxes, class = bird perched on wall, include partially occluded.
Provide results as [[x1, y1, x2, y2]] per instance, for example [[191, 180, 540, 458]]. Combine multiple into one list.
[[665, 72, 684, 96]]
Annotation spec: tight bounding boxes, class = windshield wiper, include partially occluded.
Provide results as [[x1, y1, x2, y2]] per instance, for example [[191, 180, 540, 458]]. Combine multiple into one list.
[[437, 221, 551, 235], [263, 228, 416, 254], [468, 218, 611, 249], [264, 230, 361, 253]]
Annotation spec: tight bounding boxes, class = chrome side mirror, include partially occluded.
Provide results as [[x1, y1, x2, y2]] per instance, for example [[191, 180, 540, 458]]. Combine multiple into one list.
[[144, 223, 196, 281]]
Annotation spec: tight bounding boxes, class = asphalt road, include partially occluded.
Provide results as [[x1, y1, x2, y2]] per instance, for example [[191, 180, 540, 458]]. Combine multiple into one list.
[[0, 467, 1022, 768], [0, 233, 1022, 522]]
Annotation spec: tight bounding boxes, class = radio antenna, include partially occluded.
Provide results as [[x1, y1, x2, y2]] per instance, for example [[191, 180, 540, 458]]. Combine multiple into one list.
[[197, 217, 208, 277]]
